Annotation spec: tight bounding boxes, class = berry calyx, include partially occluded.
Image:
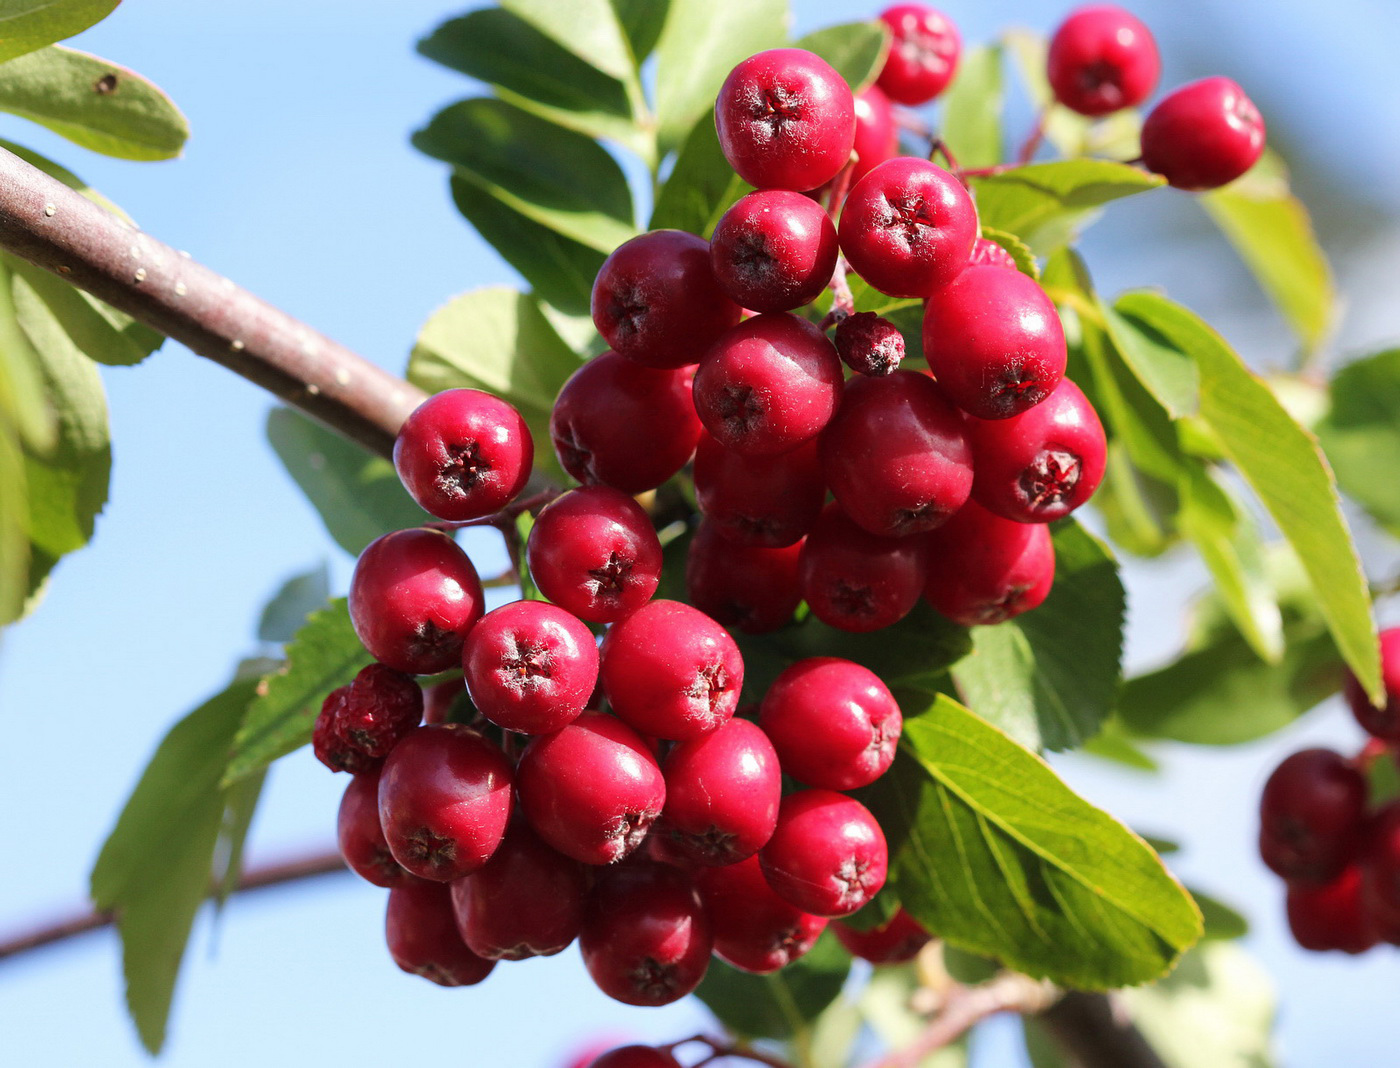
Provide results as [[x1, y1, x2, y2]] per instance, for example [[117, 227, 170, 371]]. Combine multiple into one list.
[[709, 190, 839, 313], [760, 789, 889, 916], [923, 500, 1057, 626], [1140, 77, 1266, 191], [385, 880, 496, 986], [1258, 748, 1367, 884], [1343, 627, 1400, 742], [697, 854, 828, 973], [799, 504, 928, 633], [876, 4, 961, 106], [1046, 6, 1161, 117]]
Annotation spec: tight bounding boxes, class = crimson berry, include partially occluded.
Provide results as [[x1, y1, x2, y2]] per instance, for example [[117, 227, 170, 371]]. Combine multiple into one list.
[[313, 685, 375, 774], [693, 433, 824, 548], [833, 908, 932, 964], [1343, 627, 1400, 742], [334, 662, 423, 759], [1046, 6, 1160, 117], [601, 599, 744, 741], [377, 723, 514, 882], [686, 520, 802, 634], [591, 230, 741, 368], [349, 528, 484, 675], [579, 862, 713, 1006], [876, 4, 961, 106], [696, 854, 828, 973], [550, 351, 702, 493], [516, 710, 666, 865], [968, 237, 1017, 271], [422, 676, 466, 725], [393, 388, 533, 522], [1258, 748, 1367, 884], [589, 1049, 681, 1068], [923, 265, 1067, 419], [1140, 77, 1266, 191], [714, 48, 856, 193], [924, 500, 1056, 626], [337, 767, 412, 887], [709, 190, 839, 313], [526, 486, 662, 624], [1361, 802, 1400, 944], [760, 789, 888, 917], [834, 311, 905, 377], [692, 313, 844, 458], [852, 85, 899, 182], [1287, 865, 1378, 954], [385, 880, 495, 986], [799, 504, 928, 633], [838, 158, 976, 299]]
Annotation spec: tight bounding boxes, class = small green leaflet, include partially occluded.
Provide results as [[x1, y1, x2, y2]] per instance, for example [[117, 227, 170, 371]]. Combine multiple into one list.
[[256, 562, 331, 645], [941, 44, 1003, 171], [649, 112, 749, 236], [1316, 348, 1400, 539], [693, 928, 851, 1040], [500, 0, 639, 82], [794, 21, 889, 94]]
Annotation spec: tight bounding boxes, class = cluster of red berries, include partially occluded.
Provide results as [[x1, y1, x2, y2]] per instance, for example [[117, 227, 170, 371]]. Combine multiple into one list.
[[1259, 629, 1400, 954]]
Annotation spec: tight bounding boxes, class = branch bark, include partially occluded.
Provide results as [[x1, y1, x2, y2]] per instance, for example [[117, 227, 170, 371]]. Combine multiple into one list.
[[1037, 991, 1170, 1068]]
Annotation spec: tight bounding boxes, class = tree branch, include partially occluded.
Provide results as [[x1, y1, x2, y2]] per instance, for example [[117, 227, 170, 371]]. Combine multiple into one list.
[[1036, 991, 1169, 1068], [0, 147, 426, 459]]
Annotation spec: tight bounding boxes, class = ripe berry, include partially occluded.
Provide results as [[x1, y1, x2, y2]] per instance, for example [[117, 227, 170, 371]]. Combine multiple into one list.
[[714, 48, 856, 193], [685, 520, 802, 634], [922, 265, 1067, 419], [1046, 6, 1160, 117], [799, 504, 928, 633], [348, 528, 484, 675], [696, 855, 828, 973], [834, 908, 932, 964], [516, 710, 666, 865], [839, 158, 977, 299], [965, 378, 1106, 522], [550, 351, 702, 493], [313, 685, 375, 774], [589, 1049, 681, 1068], [393, 388, 533, 522], [852, 86, 899, 182], [923, 500, 1056, 626], [600, 599, 744, 741], [377, 724, 514, 882], [968, 237, 1017, 271], [693, 433, 824, 547], [591, 230, 741, 368], [1361, 802, 1400, 943], [337, 767, 412, 887], [526, 486, 662, 624], [692, 313, 844, 457], [422, 676, 466, 725], [334, 663, 423, 759], [580, 862, 713, 1006], [760, 789, 888, 916], [1343, 627, 1400, 742], [462, 600, 598, 735], [820, 371, 973, 538], [709, 190, 839, 313], [1257, 748, 1367, 884], [1287, 865, 1378, 954], [834, 312, 905, 377], [760, 657, 902, 790], [1140, 77, 1266, 191], [876, 4, 961, 106], [385, 880, 495, 986]]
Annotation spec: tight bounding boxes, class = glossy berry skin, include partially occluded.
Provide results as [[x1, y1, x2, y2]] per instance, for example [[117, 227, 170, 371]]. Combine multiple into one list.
[[337, 767, 412, 887], [1140, 77, 1266, 191], [1258, 748, 1367, 884], [876, 4, 961, 106], [462, 600, 598, 735], [692, 313, 844, 458], [924, 500, 1056, 626], [592, 230, 741, 369], [820, 371, 974, 538], [334, 663, 423, 760], [697, 855, 828, 973], [966, 378, 1106, 522], [313, 685, 374, 774], [1287, 865, 1378, 954], [526, 486, 662, 623], [693, 434, 824, 547], [393, 388, 533, 522], [834, 311, 905, 377], [349, 528, 484, 675], [655, 717, 782, 866], [760, 790, 888, 917], [799, 504, 928, 633], [834, 908, 932, 964], [968, 237, 1017, 271], [449, 820, 589, 961], [580, 862, 713, 1006], [377, 724, 514, 882], [601, 599, 744, 741], [838, 158, 977, 299], [516, 711, 666, 865], [1343, 627, 1400, 742], [714, 48, 856, 193], [686, 520, 803, 634], [761, 657, 902, 790], [923, 266, 1067, 420], [1046, 6, 1160, 117], [385, 880, 495, 986], [589, 1049, 681, 1068], [710, 190, 839, 313], [852, 86, 899, 182]]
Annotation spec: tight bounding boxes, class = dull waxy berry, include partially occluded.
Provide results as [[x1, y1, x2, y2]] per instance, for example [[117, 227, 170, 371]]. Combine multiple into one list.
[[1258, 748, 1367, 884], [834, 908, 932, 964], [834, 312, 905, 377], [709, 190, 839, 313], [714, 48, 856, 193], [760, 790, 889, 917], [693, 434, 825, 547], [393, 388, 533, 521], [1344, 628, 1400, 742], [1140, 77, 1266, 191], [685, 520, 803, 634], [1046, 6, 1160, 117], [876, 4, 961, 105], [313, 685, 375, 774], [924, 500, 1056, 626], [337, 767, 412, 887], [799, 504, 928, 633], [1287, 865, 1378, 954], [385, 880, 495, 986], [852, 85, 899, 182], [589, 1048, 682, 1068], [334, 662, 423, 759], [968, 237, 1017, 271], [377, 724, 514, 882], [697, 854, 828, 973]]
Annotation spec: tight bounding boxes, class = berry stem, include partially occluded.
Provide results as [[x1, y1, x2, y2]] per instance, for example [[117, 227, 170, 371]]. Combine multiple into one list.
[[664, 1036, 795, 1068], [818, 258, 855, 331], [929, 138, 962, 180], [894, 110, 937, 158], [1017, 107, 1049, 166]]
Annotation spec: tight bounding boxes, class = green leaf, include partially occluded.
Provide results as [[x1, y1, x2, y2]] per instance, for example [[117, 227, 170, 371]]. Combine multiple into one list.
[[8, 255, 161, 366], [224, 599, 368, 784], [952, 520, 1125, 751], [1316, 348, 1400, 538], [266, 406, 430, 557], [649, 110, 749, 236], [941, 945, 1001, 985], [865, 695, 1202, 988], [0, 406, 30, 623], [1102, 304, 1200, 420], [693, 928, 851, 1040], [610, 0, 670, 65], [1080, 715, 1159, 772], [0, 0, 117, 65], [941, 44, 1003, 171], [978, 226, 1037, 279], [499, 0, 638, 82], [257, 562, 330, 645], [1190, 888, 1248, 941], [795, 21, 890, 94]]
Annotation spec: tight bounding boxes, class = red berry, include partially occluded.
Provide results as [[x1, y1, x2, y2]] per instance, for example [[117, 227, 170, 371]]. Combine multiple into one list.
[[589, 1048, 681, 1068], [834, 312, 905, 377], [393, 388, 533, 522], [693, 433, 824, 548], [838, 158, 977, 298], [600, 599, 744, 741], [422, 676, 466, 725], [1258, 748, 1367, 884], [1046, 6, 1160, 117], [714, 48, 857, 193], [1140, 77, 1266, 191], [334, 662, 424, 759], [516, 710, 666, 865], [1361, 802, 1400, 943], [526, 486, 662, 624], [833, 908, 932, 964], [1344, 627, 1400, 742], [337, 767, 412, 887], [591, 230, 741, 368], [349, 528, 485, 675], [760, 789, 888, 916], [1287, 864, 1378, 954], [922, 266, 1067, 419], [692, 312, 844, 458], [851, 86, 899, 182], [385, 880, 495, 986], [377, 724, 514, 882], [463, 600, 599, 735], [709, 190, 839, 313], [313, 685, 375, 774], [799, 503, 929, 633], [923, 500, 1056, 626], [580, 862, 713, 1006], [685, 520, 803, 634], [968, 237, 1017, 271], [876, 4, 961, 106], [696, 855, 828, 973], [550, 351, 702, 493]]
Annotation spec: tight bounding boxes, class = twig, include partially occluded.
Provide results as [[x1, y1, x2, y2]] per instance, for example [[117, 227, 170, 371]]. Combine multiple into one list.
[[665, 1035, 793, 1068], [1017, 107, 1049, 166], [1037, 992, 1170, 1068]]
